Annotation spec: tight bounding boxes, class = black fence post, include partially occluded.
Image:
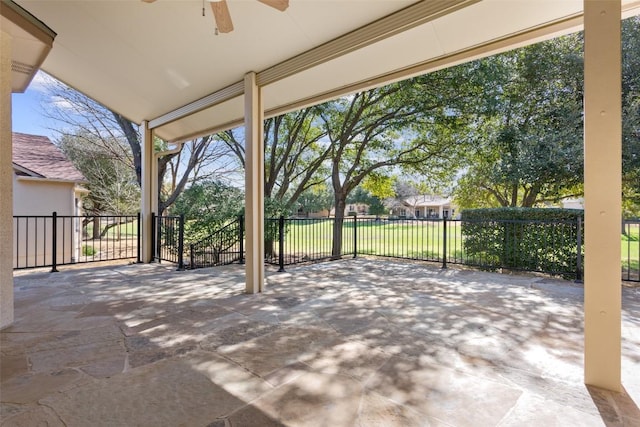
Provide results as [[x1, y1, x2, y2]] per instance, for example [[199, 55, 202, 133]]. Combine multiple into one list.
[[238, 215, 245, 264], [353, 214, 358, 258], [278, 216, 285, 272], [51, 212, 59, 272], [442, 217, 448, 269], [576, 216, 583, 282], [151, 212, 157, 263], [136, 212, 141, 263], [177, 214, 185, 271]]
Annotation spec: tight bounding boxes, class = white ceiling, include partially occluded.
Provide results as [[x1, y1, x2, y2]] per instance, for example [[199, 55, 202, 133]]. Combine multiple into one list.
[[14, 0, 640, 142]]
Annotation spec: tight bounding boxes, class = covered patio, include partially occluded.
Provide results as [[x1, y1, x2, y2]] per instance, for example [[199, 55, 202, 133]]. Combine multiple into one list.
[[2, 260, 639, 425], [2, 0, 640, 399]]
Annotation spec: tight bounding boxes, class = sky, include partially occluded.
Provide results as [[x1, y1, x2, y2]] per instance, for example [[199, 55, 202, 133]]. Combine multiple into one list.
[[11, 71, 59, 141]]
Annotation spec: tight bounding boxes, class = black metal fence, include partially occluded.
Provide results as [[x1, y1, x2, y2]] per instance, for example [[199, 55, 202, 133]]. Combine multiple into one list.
[[152, 214, 184, 269], [149, 214, 640, 282], [265, 217, 585, 279], [265, 217, 355, 267], [188, 216, 244, 268], [13, 212, 140, 271]]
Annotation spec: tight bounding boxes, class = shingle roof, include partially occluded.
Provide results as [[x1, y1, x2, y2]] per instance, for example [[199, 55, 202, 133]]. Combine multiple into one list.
[[12, 132, 86, 183]]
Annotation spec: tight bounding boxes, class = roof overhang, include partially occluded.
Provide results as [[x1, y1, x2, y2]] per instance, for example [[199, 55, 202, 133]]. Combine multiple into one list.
[[1, 0, 55, 93], [13, 0, 640, 142], [14, 174, 87, 185], [12, 162, 42, 177]]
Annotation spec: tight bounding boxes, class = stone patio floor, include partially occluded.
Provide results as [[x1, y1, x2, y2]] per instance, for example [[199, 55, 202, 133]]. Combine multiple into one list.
[[1, 259, 639, 426]]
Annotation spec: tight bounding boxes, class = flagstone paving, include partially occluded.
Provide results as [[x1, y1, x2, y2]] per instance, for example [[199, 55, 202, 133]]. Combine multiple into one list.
[[1, 260, 639, 426]]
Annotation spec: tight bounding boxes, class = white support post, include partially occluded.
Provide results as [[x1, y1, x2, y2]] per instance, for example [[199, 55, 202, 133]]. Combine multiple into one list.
[[140, 120, 155, 263], [244, 72, 265, 294], [583, 0, 622, 392], [0, 29, 14, 329]]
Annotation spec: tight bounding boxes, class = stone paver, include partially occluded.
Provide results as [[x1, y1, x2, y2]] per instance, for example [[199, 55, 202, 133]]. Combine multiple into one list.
[[1, 260, 639, 426]]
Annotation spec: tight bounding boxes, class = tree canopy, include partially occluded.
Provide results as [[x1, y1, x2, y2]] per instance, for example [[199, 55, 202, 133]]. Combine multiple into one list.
[[59, 132, 139, 216], [453, 34, 585, 209], [219, 107, 329, 210], [41, 74, 238, 215], [622, 16, 640, 217], [171, 180, 244, 243]]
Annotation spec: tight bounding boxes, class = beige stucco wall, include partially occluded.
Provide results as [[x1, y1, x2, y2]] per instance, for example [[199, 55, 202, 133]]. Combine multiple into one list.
[[307, 210, 330, 219], [13, 177, 76, 216], [1, 29, 14, 328], [13, 177, 80, 268]]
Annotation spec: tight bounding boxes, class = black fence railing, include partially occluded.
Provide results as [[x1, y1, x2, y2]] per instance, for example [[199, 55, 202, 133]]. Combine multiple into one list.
[[13, 212, 140, 271], [265, 217, 354, 266], [188, 216, 244, 268], [151, 214, 639, 283], [233, 216, 587, 280], [152, 214, 184, 270]]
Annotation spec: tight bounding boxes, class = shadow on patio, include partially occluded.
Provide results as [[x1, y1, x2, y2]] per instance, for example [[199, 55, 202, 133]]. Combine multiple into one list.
[[1, 259, 639, 426]]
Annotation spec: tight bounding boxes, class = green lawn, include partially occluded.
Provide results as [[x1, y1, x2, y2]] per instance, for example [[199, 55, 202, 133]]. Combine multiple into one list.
[[622, 223, 639, 273], [282, 219, 463, 260], [84, 218, 138, 239], [281, 218, 638, 274]]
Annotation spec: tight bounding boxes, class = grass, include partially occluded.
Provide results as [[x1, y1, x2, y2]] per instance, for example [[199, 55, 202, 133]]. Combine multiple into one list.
[[622, 223, 639, 275], [84, 219, 138, 239], [281, 218, 639, 271], [282, 219, 464, 260]]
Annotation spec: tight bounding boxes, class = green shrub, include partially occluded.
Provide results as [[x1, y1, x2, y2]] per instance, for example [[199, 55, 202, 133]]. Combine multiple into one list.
[[82, 245, 96, 256], [461, 208, 583, 279]]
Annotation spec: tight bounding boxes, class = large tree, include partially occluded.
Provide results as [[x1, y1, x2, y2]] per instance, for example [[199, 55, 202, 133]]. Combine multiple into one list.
[[59, 132, 139, 216], [321, 71, 478, 257], [40, 73, 236, 214], [453, 34, 585, 209], [219, 107, 329, 210]]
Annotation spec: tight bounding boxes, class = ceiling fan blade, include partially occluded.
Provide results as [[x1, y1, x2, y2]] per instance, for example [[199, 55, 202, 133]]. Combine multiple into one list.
[[210, 0, 234, 33], [257, 0, 289, 12], [141, 0, 156, 3]]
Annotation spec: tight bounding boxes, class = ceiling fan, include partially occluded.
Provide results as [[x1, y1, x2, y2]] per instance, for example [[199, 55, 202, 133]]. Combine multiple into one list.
[[142, 0, 289, 34]]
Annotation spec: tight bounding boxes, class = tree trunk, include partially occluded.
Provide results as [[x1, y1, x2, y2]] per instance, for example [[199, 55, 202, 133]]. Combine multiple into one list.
[[332, 197, 346, 258], [92, 217, 101, 239], [265, 238, 275, 258]]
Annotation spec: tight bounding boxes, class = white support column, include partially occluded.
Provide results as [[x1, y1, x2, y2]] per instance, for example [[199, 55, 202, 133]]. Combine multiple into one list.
[[244, 72, 264, 294], [140, 120, 155, 263], [0, 29, 13, 329], [583, 0, 622, 392]]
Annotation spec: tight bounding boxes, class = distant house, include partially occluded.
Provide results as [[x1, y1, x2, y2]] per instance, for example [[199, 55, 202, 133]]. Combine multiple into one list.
[[390, 195, 456, 219], [295, 207, 331, 219], [329, 203, 369, 217], [12, 132, 88, 267], [561, 197, 584, 210]]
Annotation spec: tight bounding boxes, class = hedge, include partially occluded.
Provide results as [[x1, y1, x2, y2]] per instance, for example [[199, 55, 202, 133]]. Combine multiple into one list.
[[460, 207, 584, 279]]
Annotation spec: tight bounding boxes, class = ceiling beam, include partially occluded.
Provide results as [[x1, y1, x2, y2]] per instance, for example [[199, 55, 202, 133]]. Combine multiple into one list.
[[148, 81, 243, 130]]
